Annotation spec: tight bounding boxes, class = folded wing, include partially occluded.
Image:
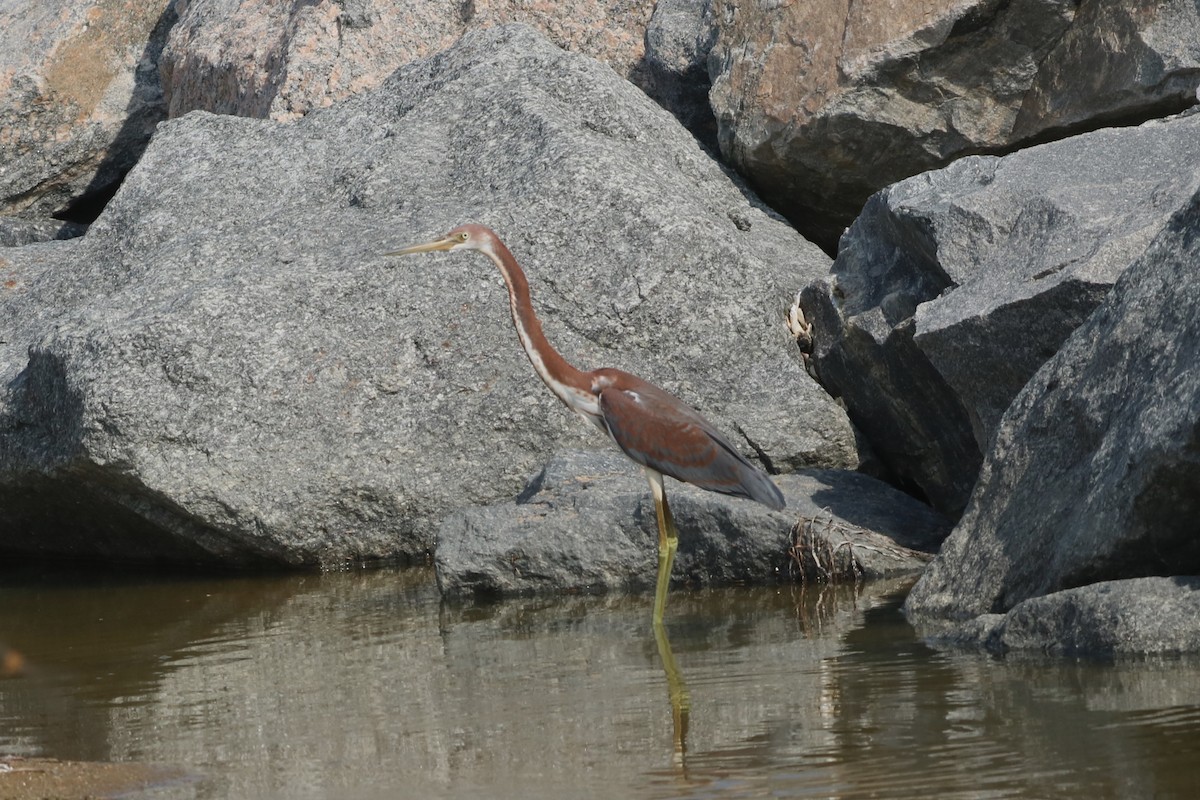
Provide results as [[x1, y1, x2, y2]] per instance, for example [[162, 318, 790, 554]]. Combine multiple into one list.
[[596, 371, 785, 510]]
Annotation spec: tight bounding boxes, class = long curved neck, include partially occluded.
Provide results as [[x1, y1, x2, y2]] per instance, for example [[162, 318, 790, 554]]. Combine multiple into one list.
[[481, 239, 593, 405]]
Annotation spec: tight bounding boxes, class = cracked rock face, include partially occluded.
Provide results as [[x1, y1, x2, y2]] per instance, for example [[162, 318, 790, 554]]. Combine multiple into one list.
[[801, 111, 1200, 517], [906, 184, 1200, 622], [0, 25, 854, 567]]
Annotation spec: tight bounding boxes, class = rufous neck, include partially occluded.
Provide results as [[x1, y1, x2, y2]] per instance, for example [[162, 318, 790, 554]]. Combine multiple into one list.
[[481, 241, 590, 400]]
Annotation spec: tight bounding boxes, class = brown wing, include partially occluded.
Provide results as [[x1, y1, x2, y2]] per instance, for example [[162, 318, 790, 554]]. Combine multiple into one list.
[[595, 370, 785, 510]]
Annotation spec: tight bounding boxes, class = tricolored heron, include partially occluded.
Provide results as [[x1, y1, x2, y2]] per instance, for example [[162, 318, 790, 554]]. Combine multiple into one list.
[[386, 223, 785, 623]]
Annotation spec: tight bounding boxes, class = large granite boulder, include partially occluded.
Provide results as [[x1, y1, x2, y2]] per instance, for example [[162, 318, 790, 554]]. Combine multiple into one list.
[[801, 111, 1200, 516], [0, 0, 175, 223], [0, 25, 853, 567], [709, 0, 1200, 250], [905, 185, 1200, 629], [1, 0, 667, 238], [436, 451, 949, 597], [160, 0, 659, 121]]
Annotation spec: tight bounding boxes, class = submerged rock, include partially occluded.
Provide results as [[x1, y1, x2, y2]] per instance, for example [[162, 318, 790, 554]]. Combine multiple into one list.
[[436, 451, 949, 598], [801, 111, 1200, 516], [0, 25, 852, 567], [905, 184, 1200, 632], [917, 577, 1200, 658]]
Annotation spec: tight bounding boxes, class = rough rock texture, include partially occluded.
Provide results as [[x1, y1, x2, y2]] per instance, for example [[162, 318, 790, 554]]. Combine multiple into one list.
[[436, 451, 948, 597], [641, 0, 717, 149], [0, 25, 853, 567], [160, 0, 658, 122], [917, 578, 1200, 658], [0, 217, 87, 248], [0, 0, 175, 220], [1014, 2, 1200, 139], [709, 0, 1200, 250], [905, 186, 1200, 622], [801, 111, 1200, 517]]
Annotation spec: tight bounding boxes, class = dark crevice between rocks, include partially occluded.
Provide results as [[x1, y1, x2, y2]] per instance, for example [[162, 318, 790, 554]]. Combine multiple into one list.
[[50, 2, 181, 230], [1005, 90, 1200, 155], [945, 0, 1014, 40], [735, 424, 776, 474], [53, 177, 125, 227], [916, 93, 1200, 193]]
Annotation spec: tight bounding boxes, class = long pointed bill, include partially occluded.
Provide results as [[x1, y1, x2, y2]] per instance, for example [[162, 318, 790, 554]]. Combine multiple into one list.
[[382, 237, 457, 257]]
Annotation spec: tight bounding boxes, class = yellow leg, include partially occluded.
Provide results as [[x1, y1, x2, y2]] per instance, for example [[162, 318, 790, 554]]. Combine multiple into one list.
[[646, 469, 678, 625], [646, 470, 690, 765]]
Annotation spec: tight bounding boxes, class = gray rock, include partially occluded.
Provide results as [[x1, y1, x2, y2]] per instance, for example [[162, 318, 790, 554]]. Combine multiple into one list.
[[708, 0, 1200, 251], [159, 0, 660, 122], [0, 217, 87, 247], [642, 0, 718, 149], [801, 111, 1200, 516], [436, 450, 948, 597], [801, 270, 982, 516], [905, 184, 1200, 621], [1014, 2, 1200, 140], [916, 578, 1200, 657], [0, 0, 175, 219], [0, 25, 853, 567]]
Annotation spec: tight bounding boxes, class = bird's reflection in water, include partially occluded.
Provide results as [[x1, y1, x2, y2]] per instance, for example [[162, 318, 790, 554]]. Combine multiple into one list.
[[432, 581, 902, 790], [643, 580, 906, 786], [653, 619, 691, 769]]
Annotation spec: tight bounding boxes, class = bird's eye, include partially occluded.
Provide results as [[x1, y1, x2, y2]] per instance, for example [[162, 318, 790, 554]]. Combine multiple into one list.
[[457, 232, 469, 242]]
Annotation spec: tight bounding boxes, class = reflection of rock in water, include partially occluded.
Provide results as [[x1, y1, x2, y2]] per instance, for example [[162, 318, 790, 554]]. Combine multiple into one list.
[[4, 568, 1200, 798], [0, 567, 435, 760]]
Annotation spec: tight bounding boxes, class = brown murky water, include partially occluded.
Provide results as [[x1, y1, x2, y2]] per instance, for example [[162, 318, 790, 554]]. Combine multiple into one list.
[[1, 565, 1199, 799]]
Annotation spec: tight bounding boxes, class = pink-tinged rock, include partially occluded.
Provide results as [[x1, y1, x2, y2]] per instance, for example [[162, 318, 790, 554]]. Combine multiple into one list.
[[0, 0, 174, 219], [160, 0, 657, 122], [709, 0, 1200, 251]]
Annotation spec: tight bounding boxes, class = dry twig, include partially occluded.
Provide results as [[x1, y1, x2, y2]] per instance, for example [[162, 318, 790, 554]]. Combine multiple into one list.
[[788, 508, 866, 584]]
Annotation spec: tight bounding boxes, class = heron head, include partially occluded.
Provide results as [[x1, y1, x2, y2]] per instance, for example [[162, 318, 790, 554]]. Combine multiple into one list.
[[384, 223, 492, 257]]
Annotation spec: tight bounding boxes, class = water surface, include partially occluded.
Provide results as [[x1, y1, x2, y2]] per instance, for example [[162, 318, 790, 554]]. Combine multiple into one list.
[[2, 567, 1199, 798]]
